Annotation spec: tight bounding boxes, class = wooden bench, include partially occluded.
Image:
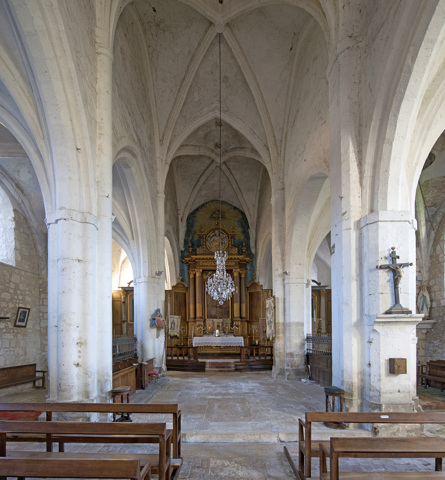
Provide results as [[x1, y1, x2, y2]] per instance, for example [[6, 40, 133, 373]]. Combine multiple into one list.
[[0, 401, 182, 462], [0, 457, 151, 479], [420, 360, 445, 390], [0, 420, 171, 480], [287, 411, 445, 479], [0, 364, 46, 389], [319, 436, 445, 480]]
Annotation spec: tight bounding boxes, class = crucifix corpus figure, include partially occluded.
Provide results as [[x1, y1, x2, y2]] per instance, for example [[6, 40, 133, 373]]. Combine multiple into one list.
[[376, 247, 413, 314]]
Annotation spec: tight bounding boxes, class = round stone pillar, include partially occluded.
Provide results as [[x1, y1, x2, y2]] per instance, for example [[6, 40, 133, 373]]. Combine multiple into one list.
[[47, 212, 100, 402], [134, 276, 165, 373]]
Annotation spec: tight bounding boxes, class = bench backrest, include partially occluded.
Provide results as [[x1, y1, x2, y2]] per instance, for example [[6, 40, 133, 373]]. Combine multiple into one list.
[[305, 411, 445, 424], [0, 420, 168, 480], [428, 360, 445, 376], [0, 402, 181, 458], [0, 457, 149, 479], [0, 402, 179, 415], [0, 364, 36, 383], [0, 419, 167, 437]]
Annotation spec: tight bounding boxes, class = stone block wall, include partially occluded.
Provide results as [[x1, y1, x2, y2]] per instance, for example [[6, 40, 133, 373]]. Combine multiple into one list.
[[423, 228, 445, 361], [0, 210, 47, 371]]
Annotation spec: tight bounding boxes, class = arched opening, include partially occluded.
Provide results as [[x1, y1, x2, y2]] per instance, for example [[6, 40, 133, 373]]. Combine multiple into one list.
[[0, 186, 15, 266]]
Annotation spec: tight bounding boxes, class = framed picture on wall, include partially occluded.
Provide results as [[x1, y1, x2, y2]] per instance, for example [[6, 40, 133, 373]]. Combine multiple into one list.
[[14, 307, 30, 328]]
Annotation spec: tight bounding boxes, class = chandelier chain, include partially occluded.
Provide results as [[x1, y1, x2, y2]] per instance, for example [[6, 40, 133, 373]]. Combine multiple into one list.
[[206, 33, 235, 305]]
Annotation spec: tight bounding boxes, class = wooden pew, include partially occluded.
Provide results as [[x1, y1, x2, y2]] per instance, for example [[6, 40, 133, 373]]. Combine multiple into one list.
[[0, 402, 182, 461], [420, 360, 445, 391], [288, 411, 445, 480], [0, 364, 46, 389], [0, 420, 170, 480], [0, 457, 151, 480], [319, 436, 445, 480]]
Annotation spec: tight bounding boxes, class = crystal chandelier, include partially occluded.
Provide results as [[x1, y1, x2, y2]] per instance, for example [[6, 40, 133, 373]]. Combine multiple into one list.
[[206, 33, 235, 305], [207, 250, 235, 305]]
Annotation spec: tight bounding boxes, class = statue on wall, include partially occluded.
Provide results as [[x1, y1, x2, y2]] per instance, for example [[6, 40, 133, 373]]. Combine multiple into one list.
[[417, 285, 431, 317], [150, 308, 166, 328]]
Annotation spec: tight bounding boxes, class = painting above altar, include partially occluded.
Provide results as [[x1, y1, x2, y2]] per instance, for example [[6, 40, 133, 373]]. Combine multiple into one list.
[[205, 282, 231, 319]]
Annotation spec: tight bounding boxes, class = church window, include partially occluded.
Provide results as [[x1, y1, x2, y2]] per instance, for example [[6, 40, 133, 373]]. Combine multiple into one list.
[[0, 186, 15, 266]]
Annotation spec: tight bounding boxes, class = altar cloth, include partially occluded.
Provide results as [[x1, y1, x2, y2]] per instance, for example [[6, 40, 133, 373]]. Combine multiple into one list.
[[193, 336, 244, 347]]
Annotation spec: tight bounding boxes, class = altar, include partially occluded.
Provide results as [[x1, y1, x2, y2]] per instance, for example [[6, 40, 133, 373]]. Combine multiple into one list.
[[192, 335, 244, 356], [192, 336, 244, 347]]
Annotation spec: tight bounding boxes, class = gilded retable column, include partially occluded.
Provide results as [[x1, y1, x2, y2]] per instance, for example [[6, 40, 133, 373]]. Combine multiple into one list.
[[233, 269, 240, 320], [188, 271, 195, 320], [240, 271, 247, 319]]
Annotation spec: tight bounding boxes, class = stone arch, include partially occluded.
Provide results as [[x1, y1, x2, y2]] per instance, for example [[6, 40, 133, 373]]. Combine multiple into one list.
[[112, 147, 158, 279], [257, 236, 272, 289], [286, 173, 330, 335], [365, 2, 445, 213], [287, 174, 330, 272], [164, 234, 178, 290], [4, 2, 100, 214], [111, 239, 134, 290]]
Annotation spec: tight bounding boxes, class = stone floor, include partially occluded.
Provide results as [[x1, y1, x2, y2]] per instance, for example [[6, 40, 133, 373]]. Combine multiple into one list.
[[0, 372, 444, 479]]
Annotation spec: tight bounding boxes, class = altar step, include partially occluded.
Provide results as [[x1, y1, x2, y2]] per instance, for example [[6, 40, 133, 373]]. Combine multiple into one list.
[[205, 360, 236, 372]]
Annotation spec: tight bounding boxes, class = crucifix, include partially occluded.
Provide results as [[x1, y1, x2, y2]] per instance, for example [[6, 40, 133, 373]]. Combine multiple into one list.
[[376, 247, 413, 314]]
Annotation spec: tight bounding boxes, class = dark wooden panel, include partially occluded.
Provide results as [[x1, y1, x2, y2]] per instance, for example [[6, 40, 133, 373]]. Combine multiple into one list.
[[175, 292, 186, 319], [308, 353, 332, 386], [249, 291, 262, 322]]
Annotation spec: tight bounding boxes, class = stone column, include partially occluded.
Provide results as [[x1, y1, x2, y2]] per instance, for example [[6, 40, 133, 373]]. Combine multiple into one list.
[[328, 6, 363, 405], [270, 175, 286, 378], [283, 276, 308, 378], [133, 276, 165, 372], [94, 34, 113, 402], [47, 211, 99, 402]]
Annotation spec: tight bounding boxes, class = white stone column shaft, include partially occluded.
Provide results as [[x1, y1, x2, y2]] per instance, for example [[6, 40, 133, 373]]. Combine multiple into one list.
[[47, 213, 98, 401], [270, 179, 285, 378], [328, 32, 363, 406], [94, 40, 114, 401], [283, 277, 308, 378], [134, 276, 165, 371]]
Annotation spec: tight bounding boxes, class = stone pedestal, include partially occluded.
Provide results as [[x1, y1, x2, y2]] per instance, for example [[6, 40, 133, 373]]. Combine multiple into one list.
[[368, 314, 422, 412]]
